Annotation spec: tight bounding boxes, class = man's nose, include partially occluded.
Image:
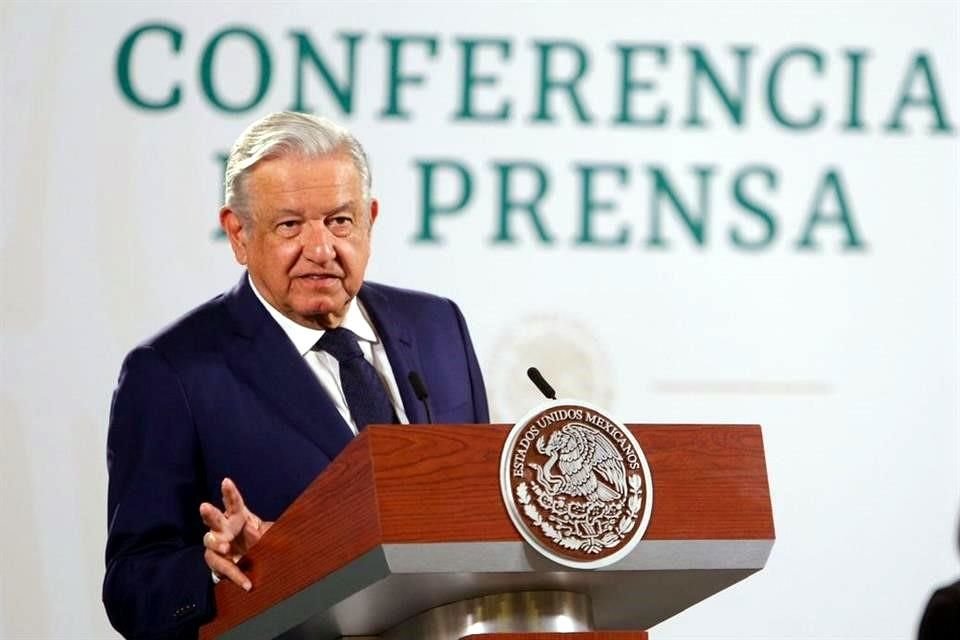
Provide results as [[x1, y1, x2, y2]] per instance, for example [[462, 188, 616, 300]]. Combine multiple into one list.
[[303, 222, 336, 262]]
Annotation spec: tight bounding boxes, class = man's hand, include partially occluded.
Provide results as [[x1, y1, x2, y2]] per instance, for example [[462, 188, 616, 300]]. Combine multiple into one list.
[[199, 478, 274, 591]]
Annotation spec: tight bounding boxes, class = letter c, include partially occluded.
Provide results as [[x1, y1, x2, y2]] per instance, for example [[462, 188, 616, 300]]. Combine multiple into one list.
[[116, 23, 183, 110]]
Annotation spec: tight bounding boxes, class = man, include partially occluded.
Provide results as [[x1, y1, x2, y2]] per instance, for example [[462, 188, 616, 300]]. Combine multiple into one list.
[[918, 578, 960, 639], [103, 112, 489, 639], [917, 515, 960, 639]]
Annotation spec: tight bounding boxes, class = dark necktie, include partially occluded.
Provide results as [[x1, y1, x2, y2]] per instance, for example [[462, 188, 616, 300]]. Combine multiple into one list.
[[312, 327, 396, 431]]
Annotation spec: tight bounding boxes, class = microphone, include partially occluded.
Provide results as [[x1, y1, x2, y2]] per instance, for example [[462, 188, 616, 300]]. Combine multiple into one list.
[[408, 371, 433, 424], [527, 367, 557, 400]]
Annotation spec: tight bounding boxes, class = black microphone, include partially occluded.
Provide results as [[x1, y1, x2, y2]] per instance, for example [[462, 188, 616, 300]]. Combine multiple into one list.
[[527, 367, 557, 400], [408, 371, 433, 424]]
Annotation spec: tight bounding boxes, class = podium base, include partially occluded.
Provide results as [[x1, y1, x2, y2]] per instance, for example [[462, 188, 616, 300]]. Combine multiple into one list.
[[374, 591, 594, 640]]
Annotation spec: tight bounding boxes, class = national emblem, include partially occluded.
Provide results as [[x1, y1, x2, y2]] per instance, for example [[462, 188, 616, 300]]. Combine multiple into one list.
[[500, 400, 653, 568]]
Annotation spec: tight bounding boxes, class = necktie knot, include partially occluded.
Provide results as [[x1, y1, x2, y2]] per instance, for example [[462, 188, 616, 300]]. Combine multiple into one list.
[[313, 327, 363, 362]]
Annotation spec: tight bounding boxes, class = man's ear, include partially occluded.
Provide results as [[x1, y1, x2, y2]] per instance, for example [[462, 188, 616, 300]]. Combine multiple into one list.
[[368, 198, 379, 230], [220, 207, 248, 265]]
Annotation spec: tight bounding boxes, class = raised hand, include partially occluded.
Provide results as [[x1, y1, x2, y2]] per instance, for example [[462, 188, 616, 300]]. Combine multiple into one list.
[[198, 478, 273, 591]]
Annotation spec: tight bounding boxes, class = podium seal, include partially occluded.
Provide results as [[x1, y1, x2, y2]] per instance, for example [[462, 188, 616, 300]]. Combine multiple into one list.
[[500, 400, 653, 568]]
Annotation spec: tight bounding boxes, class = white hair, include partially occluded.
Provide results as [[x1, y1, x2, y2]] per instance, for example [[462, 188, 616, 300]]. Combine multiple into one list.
[[223, 111, 372, 222]]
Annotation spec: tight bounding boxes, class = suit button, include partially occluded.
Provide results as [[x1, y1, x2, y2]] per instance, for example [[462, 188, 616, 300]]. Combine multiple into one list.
[[174, 604, 196, 618]]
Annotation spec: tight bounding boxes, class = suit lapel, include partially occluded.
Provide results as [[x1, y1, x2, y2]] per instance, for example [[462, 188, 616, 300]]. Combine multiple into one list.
[[359, 283, 427, 425], [222, 275, 354, 461]]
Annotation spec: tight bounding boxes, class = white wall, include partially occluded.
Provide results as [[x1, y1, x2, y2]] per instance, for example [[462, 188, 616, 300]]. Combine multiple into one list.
[[2, 1, 958, 638]]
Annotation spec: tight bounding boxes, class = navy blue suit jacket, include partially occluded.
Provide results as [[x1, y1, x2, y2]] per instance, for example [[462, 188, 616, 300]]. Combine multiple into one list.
[[103, 276, 488, 639]]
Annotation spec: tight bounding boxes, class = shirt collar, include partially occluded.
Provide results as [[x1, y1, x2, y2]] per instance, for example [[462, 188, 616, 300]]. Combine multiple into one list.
[[248, 274, 379, 356]]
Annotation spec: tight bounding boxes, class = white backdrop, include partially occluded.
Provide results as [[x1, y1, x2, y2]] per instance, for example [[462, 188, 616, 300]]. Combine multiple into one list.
[[2, 1, 958, 638]]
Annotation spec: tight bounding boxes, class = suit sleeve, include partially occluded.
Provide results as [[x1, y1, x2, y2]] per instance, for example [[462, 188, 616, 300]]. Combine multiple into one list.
[[449, 300, 489, 423], [103, 346, 215, 640]]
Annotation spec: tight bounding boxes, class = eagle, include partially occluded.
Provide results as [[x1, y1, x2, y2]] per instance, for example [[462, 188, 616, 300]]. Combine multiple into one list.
[[534, 422, 627, 503]]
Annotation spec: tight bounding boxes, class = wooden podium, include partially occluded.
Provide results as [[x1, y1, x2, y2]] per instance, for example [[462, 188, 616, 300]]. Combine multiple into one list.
[[199, 424, 774, 640]]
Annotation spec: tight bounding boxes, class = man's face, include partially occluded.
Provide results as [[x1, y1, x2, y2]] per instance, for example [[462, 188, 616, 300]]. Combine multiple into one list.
[[221, 152, 377, 329]]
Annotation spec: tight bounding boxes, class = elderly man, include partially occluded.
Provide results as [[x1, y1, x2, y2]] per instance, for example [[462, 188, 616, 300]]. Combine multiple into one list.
[[103, 112, 488, 639]]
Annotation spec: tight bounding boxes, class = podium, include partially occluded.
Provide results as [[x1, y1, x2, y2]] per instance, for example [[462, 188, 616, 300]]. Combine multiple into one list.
[[199, 424, 774, 640]]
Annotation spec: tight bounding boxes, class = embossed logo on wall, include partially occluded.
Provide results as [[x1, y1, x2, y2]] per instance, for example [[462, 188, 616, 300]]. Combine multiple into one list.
[[487, 315, 614, 423], [500, 400, 653, 568]]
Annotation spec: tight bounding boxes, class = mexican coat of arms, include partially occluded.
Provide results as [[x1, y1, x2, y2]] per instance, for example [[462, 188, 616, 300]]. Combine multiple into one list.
[[500, 401, 653, 568]]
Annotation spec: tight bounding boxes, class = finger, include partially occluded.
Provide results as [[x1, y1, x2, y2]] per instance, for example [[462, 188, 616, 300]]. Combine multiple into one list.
[[199, 503, 230, 533], [204, 549, 252, 592], [202, 530, 232, 556], [243, 510, 266, 533], [221, 478, 248, 516], [241, 516, 266, 545], [200, 502, 226, 530]]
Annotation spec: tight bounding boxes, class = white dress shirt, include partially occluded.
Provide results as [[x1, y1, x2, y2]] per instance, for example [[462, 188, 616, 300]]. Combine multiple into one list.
[[249, 276, 409, 434]]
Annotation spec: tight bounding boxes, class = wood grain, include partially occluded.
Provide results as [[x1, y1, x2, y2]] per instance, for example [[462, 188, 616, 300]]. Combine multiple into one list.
[[371, 424, 774, 542], [200, 423, 773, 638]]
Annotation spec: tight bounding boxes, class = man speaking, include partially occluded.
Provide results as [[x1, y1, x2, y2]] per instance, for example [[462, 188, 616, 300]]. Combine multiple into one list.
[[103, 112, 489, 639]]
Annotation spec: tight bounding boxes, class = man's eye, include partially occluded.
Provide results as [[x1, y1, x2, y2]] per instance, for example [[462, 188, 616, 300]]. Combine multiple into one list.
[[276, 221, 301, 235], [327, 216, 355, 235]]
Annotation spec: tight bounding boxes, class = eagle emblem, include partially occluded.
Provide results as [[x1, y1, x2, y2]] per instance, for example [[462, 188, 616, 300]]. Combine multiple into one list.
[[500, 401, 653, 568], [533, 422, 627, 503]]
